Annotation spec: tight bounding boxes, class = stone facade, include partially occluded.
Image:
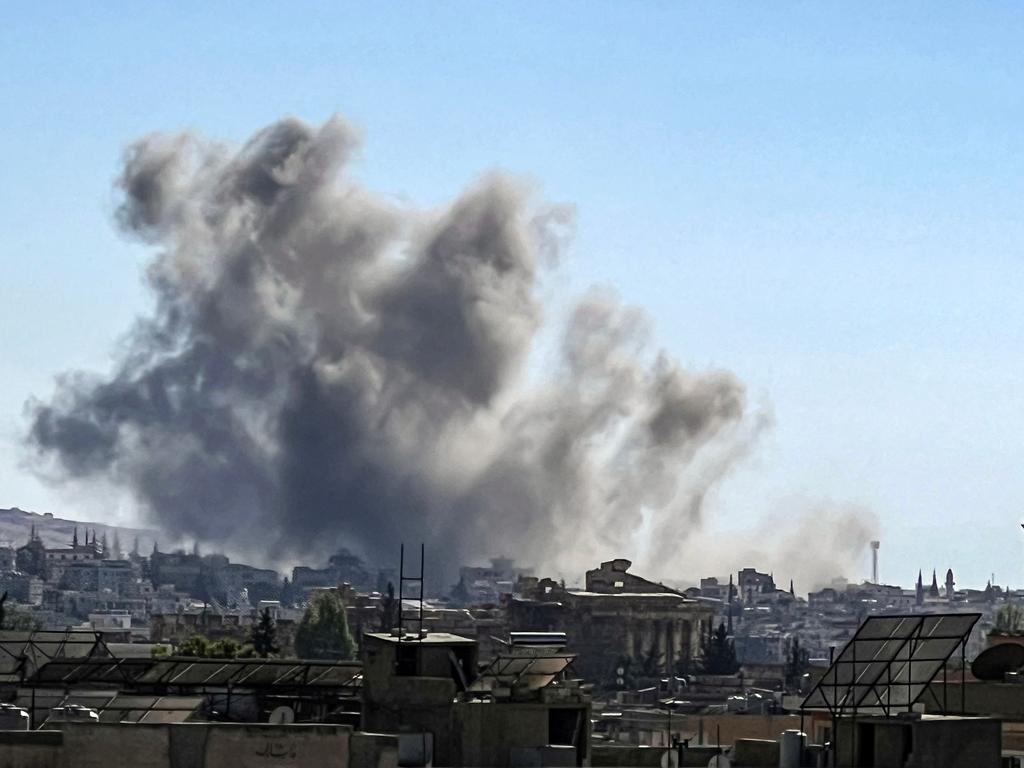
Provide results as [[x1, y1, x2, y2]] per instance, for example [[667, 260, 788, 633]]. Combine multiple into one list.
[[509, 561, 715, 686]]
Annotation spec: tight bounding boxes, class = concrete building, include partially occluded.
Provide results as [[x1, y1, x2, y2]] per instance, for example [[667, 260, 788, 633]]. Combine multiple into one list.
[[509, 560, 714, 685], [737, 568, 776, 603], [361, 630, 590, 767], [0, 721, 396, 768], [833, 713, 1001, 768], [452, 557, 533, 605]]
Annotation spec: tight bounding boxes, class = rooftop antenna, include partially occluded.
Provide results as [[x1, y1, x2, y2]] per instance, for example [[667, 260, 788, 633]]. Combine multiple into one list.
[[397, 542, 425, 640]]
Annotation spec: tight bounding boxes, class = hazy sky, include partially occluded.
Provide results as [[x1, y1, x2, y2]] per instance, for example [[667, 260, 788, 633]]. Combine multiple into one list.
[[2, 3, 1023, 588]]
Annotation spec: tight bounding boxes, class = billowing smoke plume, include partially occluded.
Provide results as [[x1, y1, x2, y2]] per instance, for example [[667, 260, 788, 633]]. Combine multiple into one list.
[[28, 116, 757, 579]]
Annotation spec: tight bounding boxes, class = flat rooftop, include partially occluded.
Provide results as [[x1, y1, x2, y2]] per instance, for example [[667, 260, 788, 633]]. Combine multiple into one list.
[[568, 590, 695, 600]]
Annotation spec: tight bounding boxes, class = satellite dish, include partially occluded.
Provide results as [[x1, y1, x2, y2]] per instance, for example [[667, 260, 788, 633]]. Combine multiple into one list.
[[708, 756, 731, 768], [269, 706, 295, 724], [971, 644, 1024, 681]]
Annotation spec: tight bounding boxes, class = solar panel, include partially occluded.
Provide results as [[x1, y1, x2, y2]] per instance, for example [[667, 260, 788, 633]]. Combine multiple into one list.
[[470, 651, 575, 692], [130, 658, 362, 690], [802, 613, 980, 716], [0, 630, 112, 683]]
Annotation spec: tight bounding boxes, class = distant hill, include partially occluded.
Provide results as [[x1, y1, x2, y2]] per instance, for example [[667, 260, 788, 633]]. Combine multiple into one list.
[[0, 506, 160, 555]]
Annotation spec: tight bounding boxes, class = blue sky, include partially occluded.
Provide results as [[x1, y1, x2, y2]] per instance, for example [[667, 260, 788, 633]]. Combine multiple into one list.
[[2, 3, 1023, 587]]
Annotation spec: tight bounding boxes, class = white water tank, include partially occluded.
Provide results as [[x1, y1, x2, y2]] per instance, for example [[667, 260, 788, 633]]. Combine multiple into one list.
[[48, 705, 99, 724], [778, 729, 805, 768]]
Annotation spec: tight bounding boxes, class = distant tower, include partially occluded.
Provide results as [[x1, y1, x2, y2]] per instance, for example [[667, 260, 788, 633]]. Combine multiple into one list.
[[727, 574, 735, 634], [870, 541, 880, 584], [946, 569, 955, 601], [72, 527, 78, 547], [916, 570, 924, 606], [930, 570, 940, 598]]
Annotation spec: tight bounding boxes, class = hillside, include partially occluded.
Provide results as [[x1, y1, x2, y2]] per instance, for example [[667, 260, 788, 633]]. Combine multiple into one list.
[[0, 506, 160, 555]]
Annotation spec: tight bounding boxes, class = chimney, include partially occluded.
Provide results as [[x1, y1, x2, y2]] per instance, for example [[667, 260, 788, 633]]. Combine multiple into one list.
[[870, 541, 880, 584]]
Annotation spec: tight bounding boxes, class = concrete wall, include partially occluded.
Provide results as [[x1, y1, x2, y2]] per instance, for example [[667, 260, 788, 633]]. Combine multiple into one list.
[[836, 716, 1001, 768], [57, 723, 171, 768], [590, 745, 663, 767], [691, 713, 802, 746], [0, 723, 397, 768], [905, 718, 1001, 768], [0, 731, 62, 768], [454, 702, 549, 767], [731, 738, 778, 766], [351, 732, 400, 768]]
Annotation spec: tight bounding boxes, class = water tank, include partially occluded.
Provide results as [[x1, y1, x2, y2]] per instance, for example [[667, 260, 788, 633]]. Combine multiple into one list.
[[509, 632, 567, 649], [48, 705, 99, 723], [778, 729, 805, 768], [0, 703, 30, 730], [726, 695, 746, 712]]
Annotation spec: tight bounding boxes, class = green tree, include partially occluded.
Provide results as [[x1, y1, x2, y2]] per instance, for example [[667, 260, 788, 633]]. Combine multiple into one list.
[[700, 622, 739, 675], [379, 582, 397, 632], [994, 604, 1024, 635], [295, 590, 356, 660], [0, 593, 41, 632], [250, 608, 280, 658], [177, 635, 212, 657], [176, 634, 254, 658], [209, 638, 239, 658], [785, 636, 810, 691]]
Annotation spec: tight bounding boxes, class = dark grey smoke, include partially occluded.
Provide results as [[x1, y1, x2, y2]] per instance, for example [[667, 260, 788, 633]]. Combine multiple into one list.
[[28, 116, 753, 579]]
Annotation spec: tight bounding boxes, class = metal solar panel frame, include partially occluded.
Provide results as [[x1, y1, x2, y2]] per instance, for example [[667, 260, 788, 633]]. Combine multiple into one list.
[[0, 630, 113, 684], [26, 655, 362, 696], [801, 612, 981, 718], [469, 651, 576, 692]]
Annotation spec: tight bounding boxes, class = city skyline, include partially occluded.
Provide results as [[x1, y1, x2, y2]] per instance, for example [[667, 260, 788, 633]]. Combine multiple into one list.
[[3, 4, 1024, 587]]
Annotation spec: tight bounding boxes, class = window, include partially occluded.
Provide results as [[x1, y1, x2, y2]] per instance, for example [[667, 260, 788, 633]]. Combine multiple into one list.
[[396, 644, 418, 676], [549, 708, 580, 747]]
